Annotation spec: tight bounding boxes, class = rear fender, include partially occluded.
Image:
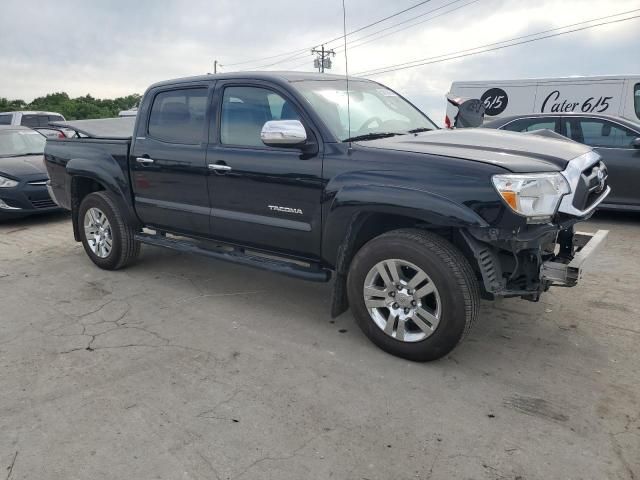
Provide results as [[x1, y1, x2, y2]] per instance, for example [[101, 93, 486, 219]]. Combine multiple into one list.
[[66, 156, 138, 240]]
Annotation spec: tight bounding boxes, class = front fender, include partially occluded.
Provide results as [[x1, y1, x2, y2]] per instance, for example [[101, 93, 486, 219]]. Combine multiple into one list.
[[322, 183, 489, 266]]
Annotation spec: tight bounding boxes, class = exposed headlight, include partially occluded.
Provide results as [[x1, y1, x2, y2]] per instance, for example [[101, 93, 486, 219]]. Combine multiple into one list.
[[0, 175, 19, 188], [492, 172, 570, 222]]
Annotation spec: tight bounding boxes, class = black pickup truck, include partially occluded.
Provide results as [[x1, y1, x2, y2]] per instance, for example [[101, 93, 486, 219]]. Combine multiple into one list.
[[45, 72, 609, 361]]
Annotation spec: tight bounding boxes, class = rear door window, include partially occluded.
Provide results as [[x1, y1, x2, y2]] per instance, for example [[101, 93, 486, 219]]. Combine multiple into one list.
[[148, 88, 208, 144], [20, 115, 62, 127], [20, 115, 40, 127], [502, 117, 559, 133], [0, 114, 12, 125], [577, 119, 637, 148]]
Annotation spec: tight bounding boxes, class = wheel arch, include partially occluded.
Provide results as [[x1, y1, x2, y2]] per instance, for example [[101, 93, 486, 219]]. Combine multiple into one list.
[[325, 185, 488, 318], [67, 158, 138, 241]]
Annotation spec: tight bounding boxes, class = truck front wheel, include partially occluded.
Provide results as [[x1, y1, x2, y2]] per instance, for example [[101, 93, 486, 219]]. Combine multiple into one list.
[[347, 229, 479, 362], [78, 191, 140, 270]]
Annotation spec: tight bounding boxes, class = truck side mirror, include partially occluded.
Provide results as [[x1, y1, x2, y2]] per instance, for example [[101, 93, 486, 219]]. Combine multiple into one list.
[[633, 137, 640, 149], [261, 120, 307, 147]]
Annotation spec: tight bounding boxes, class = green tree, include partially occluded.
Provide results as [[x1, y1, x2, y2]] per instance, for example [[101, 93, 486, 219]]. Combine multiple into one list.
[[0, 98, 28, 111], [1, 92, 141, 120]]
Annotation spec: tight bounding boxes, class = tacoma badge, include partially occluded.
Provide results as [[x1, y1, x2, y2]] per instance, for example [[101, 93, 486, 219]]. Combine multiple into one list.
[[268, 205, 303, 215]]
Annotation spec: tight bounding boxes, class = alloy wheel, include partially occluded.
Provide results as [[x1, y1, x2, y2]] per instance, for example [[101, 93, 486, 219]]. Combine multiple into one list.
[[363, 259, 441, 342], [84, 207, 113, 258]]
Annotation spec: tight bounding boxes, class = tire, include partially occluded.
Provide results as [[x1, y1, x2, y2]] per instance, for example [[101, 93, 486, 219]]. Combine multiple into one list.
[[78, 191, 140, 270], [347, 228, 479, 362]]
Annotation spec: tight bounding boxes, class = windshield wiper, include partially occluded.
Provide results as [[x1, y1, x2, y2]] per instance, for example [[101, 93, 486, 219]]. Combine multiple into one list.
[[343, 132, 403, 142], [407, 127, 433, 134]]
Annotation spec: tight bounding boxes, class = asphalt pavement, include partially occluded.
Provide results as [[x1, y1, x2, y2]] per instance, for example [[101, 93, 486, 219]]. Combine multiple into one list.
[[1, 211, 638, 479]]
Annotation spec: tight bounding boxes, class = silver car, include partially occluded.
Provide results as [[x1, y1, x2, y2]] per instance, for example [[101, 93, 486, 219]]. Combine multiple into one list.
[[482, 113, 640, 211]]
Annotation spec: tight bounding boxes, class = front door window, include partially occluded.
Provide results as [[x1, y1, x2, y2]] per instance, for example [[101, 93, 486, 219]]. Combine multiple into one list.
[[220, 86, 301, 148]]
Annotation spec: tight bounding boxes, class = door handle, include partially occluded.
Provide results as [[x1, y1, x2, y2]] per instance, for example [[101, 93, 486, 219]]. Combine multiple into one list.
[[208, 163, 232, 173], [136, 157, 155, 165]]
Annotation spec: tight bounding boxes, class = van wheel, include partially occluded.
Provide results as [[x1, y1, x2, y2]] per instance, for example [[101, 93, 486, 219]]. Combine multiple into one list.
[[347, 229, 479, 362], [78, 191, 140, 270]]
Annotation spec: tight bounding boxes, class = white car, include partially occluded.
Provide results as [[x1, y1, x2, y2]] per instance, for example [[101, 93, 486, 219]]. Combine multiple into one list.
[[0, 110, 66, 127]]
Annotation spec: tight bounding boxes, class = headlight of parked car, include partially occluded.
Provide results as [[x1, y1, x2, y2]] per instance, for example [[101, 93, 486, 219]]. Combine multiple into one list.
[[0, 175, 19, 188], [492, 172, 570, 223]]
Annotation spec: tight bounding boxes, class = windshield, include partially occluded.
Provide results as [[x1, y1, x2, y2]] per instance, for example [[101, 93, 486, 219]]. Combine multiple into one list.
[[292, 79, 438, 141], [0, 130, 46, 157]]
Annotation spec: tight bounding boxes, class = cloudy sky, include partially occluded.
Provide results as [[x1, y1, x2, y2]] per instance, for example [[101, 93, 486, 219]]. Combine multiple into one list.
[[1, 0, 639, 123]]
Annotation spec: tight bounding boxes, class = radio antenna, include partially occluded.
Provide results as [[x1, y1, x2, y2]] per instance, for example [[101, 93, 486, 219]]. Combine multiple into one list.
[[341, 0, 352, 148]]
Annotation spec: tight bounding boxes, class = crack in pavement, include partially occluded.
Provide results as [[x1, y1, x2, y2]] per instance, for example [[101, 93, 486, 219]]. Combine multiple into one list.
[[609, 432, 637, 480], [166, 290, 267, 308], [50, 300, 220, 364], [5, 451, 18, 480], [229, 430, 330, 480], [196, 452, 223, 480], [196, 389, 245, 420]]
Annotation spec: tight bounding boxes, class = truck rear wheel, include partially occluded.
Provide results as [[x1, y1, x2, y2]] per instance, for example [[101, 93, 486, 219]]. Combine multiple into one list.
[[78, 191, 140, 270], [347, 229, 479, 362]]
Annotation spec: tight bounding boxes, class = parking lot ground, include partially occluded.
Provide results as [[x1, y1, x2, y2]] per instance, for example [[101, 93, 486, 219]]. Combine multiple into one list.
[[1, 211, 639, 480]]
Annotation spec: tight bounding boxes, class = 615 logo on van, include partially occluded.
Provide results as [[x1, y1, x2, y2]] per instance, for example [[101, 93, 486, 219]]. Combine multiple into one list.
[[480, 88, 509, 116]]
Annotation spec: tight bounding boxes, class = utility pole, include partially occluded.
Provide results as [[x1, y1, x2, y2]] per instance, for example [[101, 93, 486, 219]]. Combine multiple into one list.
[[311, 45, 335, 73], [213, 60, 218, 74]]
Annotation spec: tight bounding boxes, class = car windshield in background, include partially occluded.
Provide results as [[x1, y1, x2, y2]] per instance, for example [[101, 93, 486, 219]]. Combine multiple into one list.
[[292, 80, 438, 142], [635, 83, 640, 120], [0, 130, 46, 157]]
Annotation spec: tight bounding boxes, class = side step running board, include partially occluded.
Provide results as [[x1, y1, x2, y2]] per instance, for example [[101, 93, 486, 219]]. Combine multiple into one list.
[[134, 232, 331, 282]]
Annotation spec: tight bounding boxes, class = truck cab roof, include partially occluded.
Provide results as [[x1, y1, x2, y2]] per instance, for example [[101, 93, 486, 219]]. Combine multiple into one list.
[[146, 71, 373, 90]]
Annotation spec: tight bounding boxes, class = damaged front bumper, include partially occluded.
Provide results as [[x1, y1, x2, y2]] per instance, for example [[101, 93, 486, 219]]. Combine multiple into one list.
[[461, 226, 609, 301], [540, 229, 609, 287]]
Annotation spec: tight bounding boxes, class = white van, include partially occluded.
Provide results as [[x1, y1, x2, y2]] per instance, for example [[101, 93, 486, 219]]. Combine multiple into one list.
[[445, 75, 640, 127]]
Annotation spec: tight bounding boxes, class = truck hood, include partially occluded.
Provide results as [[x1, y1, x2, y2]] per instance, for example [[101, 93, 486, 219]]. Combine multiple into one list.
[[361, 128, 592, 173], [0, 154, 48, 179]]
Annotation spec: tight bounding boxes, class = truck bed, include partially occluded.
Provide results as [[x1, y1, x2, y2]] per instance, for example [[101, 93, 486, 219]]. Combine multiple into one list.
[[50, 117, 135, 140], [44, 131, 132, 213]]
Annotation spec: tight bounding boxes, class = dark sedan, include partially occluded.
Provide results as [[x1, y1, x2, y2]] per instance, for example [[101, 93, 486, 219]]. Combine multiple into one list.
[[482, 113, 640, 211], [0, 126, 61, 220]]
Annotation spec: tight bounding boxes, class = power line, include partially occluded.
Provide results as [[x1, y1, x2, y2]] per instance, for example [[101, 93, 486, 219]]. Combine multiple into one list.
[[333, 0, 473, 53], [339, 0, 435, 38], [228, 0, 437, 69], [274, 0, 470, 72], [285, 57, 317, 71], [357, 10, 640, 76], [262, 0, 479, 71], [253, 0, 478, 71], [251, 49, 314, 69], [221, 47, 308, 68]]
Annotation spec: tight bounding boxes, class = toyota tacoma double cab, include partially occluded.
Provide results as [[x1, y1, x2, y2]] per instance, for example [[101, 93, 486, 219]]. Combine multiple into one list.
[[44, 72, 609, 361]]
